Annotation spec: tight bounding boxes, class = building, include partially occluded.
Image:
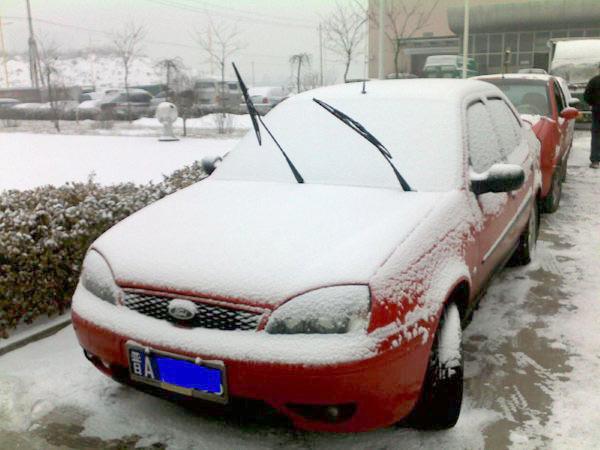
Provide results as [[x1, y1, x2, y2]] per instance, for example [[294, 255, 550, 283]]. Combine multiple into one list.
[[369, 0, 600, 78]]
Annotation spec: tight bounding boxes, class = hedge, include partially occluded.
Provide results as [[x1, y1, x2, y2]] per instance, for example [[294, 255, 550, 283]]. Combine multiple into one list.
[[0, 162, 209, 338]]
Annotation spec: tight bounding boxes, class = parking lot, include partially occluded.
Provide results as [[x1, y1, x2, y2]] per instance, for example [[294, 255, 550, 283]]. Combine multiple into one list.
[[0, 131, 597, 449]]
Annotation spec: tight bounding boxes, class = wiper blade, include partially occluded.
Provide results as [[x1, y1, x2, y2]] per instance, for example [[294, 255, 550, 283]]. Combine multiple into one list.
[[312, 98, 412, 192], [233, 62, 304, 184]]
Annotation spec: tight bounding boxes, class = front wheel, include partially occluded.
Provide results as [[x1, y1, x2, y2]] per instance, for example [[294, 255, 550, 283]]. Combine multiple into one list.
[[407, 303, 463, 430]]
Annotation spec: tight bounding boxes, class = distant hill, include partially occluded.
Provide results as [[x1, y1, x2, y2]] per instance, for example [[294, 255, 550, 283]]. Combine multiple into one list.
[[1, 54, 163, 89]]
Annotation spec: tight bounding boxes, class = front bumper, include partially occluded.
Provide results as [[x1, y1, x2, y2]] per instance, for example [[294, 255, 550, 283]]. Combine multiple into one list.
[[72, 285, 431, 432]]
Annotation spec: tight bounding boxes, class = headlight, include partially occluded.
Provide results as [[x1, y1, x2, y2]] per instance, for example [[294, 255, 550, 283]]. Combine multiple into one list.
[[266, 285, 370, 334], [81, 250, 122, 304]]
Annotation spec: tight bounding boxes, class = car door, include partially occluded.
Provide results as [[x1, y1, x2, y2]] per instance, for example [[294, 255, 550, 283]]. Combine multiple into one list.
[[552, 79, 573, 162], [466, 97, 532, 288]]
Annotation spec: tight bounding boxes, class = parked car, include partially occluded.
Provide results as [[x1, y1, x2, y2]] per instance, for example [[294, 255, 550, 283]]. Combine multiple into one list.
[[100, 89, 154, 119], [477, 74, 578, 212], [423, 55, 479, 78], [72, 79, 541, 432], [0, 98, 20, 109], [243, 86, 288, 115], [194, 78, 242, 112]]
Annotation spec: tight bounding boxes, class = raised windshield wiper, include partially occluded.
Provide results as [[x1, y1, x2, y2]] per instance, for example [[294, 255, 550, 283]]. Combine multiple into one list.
[[312, 98, 412, 192], [232, 62, 304, 184]]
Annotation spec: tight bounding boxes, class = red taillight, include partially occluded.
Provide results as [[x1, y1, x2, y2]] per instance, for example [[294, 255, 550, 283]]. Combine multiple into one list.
[[262, 97, 269, 104]]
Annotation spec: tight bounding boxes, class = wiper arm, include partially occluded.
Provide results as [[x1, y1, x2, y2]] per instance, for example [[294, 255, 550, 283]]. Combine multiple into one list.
[[232, 63, 304, 184], [312, 98, 412, 192]]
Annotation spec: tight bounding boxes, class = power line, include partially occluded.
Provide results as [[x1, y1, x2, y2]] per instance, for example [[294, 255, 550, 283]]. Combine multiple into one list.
[[144, 0, 317, 30]]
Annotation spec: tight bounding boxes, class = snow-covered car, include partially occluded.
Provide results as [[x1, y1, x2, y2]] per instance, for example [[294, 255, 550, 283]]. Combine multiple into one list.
[[477, 74, 578, 213], [243, 86, 288, 115], [72, 79, 541, 432]]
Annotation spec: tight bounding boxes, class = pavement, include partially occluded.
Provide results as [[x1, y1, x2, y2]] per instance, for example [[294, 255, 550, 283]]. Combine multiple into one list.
[[0, 131, 598, 450]]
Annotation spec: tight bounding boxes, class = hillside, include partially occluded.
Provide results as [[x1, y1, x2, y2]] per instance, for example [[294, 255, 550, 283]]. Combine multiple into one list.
[[1, 54, 163, 89]]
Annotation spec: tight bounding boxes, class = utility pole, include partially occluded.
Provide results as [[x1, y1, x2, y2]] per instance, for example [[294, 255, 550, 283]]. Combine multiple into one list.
[[378, 0, 385, 79], [0, 14, 9, 87], [462, 0, 470, 79], [25, 0, 43, 89], [318, 23, 323, 86]]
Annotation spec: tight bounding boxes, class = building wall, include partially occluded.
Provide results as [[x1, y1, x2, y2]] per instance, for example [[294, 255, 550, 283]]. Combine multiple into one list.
[[368, 0, 600, 78]]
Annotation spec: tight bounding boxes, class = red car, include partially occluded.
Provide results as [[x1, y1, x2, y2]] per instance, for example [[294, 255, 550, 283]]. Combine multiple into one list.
[[72, 80, 541, 432], [477, 74, 578, 212]]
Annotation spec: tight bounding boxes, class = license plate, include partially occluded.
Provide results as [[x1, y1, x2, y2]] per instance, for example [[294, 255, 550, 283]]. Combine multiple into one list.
[[126, 342, 228, 404]]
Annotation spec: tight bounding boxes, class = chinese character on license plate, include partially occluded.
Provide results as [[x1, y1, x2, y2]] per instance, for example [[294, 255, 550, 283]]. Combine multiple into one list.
[[126, 343, 228, 404]]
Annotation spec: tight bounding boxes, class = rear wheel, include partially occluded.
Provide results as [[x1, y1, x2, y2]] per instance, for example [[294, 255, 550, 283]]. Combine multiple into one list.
[[561, 161, 568, 182], [407, 303, 463, 430], [509, 200, 539, 266], [543, 171, 562, 213]]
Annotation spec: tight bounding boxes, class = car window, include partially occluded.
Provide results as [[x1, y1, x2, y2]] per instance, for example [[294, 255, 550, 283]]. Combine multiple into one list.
[[467, 101, 503, 173], [487, 98, 522, 156], [553, 81, 566, 113], [484, 79, 551, 117]]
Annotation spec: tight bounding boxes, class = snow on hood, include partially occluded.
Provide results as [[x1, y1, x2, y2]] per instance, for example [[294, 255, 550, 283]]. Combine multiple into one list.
[[92, 179, 447, 306]]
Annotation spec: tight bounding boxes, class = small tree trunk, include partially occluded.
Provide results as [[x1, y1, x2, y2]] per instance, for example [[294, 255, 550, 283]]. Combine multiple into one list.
[[125, 65, 132, 123], [393, 47, 401, 79], [297, 60, 302, 93], [344, 58, 351, 83]]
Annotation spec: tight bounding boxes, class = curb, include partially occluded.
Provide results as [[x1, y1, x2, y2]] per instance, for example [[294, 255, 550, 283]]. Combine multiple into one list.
[[0, 315, 72, 357]]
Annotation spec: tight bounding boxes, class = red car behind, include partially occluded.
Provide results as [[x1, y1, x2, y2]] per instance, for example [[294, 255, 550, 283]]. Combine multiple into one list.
[[477, 74, 579, 212]]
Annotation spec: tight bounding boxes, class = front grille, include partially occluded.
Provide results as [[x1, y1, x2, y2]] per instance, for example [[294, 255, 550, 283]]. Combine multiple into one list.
[[122, 292, 262, 331]]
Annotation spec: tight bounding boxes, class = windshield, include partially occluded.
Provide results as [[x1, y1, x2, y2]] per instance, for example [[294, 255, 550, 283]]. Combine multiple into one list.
[[214, 95, 461, 192], [484, 79, 551, 117]]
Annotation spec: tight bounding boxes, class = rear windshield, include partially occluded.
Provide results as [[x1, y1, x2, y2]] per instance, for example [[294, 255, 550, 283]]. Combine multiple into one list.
[[484, 79, 551, 117]]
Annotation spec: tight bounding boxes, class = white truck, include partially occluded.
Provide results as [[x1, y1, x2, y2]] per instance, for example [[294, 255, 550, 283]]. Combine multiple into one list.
[[549, 38, 600, 121]]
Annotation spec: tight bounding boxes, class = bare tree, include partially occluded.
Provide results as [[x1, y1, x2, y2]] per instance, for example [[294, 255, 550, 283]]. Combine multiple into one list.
[[196, 17, 244, 133], [112, 23, 146, 122], [323, 2, 366, 83], [367, 0, 439, 78], [155, 57, 186, 102], [289, 53, 311, 93], [38, 37, 62, 132]]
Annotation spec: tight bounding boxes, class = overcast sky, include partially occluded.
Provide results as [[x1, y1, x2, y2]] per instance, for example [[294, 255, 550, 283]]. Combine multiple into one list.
[[1, 0, 368, 85]]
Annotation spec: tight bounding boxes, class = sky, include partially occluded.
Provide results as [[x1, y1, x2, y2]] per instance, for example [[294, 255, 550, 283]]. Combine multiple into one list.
[[0, 0, 369, 86]]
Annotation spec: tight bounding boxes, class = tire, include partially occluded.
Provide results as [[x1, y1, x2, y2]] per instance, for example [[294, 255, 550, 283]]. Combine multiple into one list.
[[509, 200, 539, 266], [542, 171, 562, 213], [407, 303, 463, 430], [561, 161, 568, 182]]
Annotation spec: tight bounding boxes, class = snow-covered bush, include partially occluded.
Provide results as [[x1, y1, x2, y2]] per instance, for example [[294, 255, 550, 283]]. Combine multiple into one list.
[[0, 162, 208, 337]]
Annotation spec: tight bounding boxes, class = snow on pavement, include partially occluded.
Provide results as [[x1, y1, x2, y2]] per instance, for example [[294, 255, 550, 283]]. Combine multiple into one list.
[[0, 132, 599, 449], [0, 133, 237, 191]]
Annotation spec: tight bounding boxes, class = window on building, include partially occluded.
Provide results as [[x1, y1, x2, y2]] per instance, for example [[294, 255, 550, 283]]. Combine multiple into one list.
[[534, 32, 550, 52], [475, 34, 488, 53], [568, 29, 585, 38], [489, 34, 503, 53], [505, 33, 518, 52], [519, 32, 534, 53]]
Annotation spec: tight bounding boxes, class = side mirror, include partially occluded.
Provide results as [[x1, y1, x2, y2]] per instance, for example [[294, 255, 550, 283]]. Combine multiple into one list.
[[471, 164, 525, 195], [201, 156, 223, 175], [568, 98, 580, 107], [560, 107, 579, 121]]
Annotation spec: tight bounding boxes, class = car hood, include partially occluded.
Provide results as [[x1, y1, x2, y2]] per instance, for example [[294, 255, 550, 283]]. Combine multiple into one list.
[[93, 179, 447, 307]]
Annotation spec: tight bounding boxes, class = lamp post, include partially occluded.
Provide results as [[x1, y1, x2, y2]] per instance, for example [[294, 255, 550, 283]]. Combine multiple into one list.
[[462, 0, 470, 79]]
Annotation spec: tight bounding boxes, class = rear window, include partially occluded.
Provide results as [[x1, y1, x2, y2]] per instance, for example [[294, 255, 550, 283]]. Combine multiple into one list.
[[484, 79, 551, 117]]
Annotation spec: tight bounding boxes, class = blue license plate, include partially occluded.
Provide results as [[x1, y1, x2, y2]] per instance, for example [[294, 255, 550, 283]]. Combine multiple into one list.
[[127, 343, 227, 403]]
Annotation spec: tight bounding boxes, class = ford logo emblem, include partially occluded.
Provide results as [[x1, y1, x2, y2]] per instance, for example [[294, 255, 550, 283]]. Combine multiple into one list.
[[168, 299, 198, 321]]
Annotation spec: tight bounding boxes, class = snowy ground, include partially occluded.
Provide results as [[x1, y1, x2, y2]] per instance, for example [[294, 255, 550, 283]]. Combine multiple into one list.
[[0, 132, 599, 449], [0, 133, 237, 191]]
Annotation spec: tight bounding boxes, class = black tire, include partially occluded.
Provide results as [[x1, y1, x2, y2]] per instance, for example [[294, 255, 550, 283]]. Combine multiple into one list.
[[509, 200, 539, 266], [561, 161, 568, 182], [542, 171, 562, 213], [407, 303, 463, 430]]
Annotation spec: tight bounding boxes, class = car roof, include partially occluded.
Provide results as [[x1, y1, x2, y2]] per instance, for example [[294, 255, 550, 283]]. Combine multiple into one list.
[[476, 73, 554, 83], [292, 79, 498, 105]]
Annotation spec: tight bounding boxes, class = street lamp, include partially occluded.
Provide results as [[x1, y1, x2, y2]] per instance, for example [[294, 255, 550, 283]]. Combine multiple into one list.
[[462, 0, 470, 79]]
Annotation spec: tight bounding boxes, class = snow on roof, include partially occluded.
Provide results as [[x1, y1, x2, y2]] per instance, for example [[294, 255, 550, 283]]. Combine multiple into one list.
[[552, 39, 600, 65], [296, 79, 494, 104], [476, 73, 553, 83]]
